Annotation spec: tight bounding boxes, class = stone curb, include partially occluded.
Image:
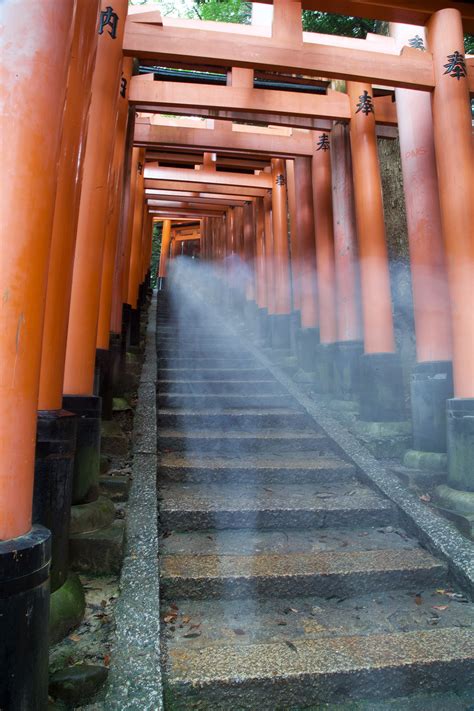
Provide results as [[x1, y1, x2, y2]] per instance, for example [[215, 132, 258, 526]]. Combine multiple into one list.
[[105, 292, 163, 710], [245, 338, 474, 597]]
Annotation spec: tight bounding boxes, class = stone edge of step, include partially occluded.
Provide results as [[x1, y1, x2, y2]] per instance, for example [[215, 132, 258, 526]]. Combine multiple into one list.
[[104, 294, 163, 711]]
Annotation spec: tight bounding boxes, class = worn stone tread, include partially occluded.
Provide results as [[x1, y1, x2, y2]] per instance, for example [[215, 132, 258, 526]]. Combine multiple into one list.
[[159, 452, 349, 470]]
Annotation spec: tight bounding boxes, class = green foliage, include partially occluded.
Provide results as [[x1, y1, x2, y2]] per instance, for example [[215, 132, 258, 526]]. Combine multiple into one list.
[[194, 0, 251, 23], [302, 11, 378, 38]]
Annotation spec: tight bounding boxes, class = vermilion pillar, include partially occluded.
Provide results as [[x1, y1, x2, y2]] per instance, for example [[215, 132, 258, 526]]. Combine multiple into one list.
[[64, 0, 128, 396], [347, 81, 405, 421], [312, 133, 338, 392], [330, 123, 364, 400], [293, 156, 319, 372], [426, 10, 474, 500], [391, 23, 454, 460], [35, 0, 100, 596], [158, 220, 172, 288], [63, 0, 128, 506], [0, 2, 75, 705], [270, 158, 292, 347], [286, 159, 301, 313], [263, 192, 276, 321]]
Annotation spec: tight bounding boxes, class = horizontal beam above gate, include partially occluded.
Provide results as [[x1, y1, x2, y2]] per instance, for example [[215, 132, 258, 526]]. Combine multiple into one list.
[[144, 166, 272, 189]]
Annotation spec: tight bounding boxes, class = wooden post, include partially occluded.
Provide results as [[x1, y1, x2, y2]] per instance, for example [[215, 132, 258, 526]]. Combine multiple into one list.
[[426, 9, 474, 498], [159, 220, 172, 287], [330, 123, 364, 400], [270, 158, 291, 347], [347, 81, 405, 421], [391, 23, 454, 458]]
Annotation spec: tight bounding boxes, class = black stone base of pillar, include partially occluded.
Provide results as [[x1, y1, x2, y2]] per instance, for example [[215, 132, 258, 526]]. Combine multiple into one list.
[[33, 410, 77, 593], [313, 342, 337, 393], [95, 348, 112, 420], [257, 307, 270, 342], [409, 360, 453, 453], [270, 314, 291, 350], [358, 352, 406, 422], [0, 526, 51, 711], [130, 306, 141, 347], [295, 327, 319, 372], [122, 303, 132, 352], [333, 340, 364, 401], [62, 394, 102, 505], [446, 398, 474, 492]]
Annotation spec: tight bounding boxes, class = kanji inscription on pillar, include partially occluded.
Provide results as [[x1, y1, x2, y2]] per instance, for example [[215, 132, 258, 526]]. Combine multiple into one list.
[[275, 174, 286, 186], [98, 6, 119, 39], [138, 162, 143, 175], [120, 77, 127, 98], [443, 51, 467, 80], [316, 134, 330, 151], [408, 35, 425, 51], [355, 90, 374, 116]]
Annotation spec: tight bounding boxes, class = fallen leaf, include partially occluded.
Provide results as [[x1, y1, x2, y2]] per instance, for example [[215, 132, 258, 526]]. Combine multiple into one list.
[[233, 628, 246, 636], [170, 603, 179, 611], [419, 493, 431, 503], [432, 605, 448, 611], [285, 641, 298, 652], [104, 654, 110, 666], [415, 594, 422, 606], [68, 634, 81, 642], [190, 623, 201, 630], [163, 614, 178, 624], [182, 615, 191, 624], [183, 631, 201, 639], [276, 620, 288, 626], [283, 607, 298, 614]]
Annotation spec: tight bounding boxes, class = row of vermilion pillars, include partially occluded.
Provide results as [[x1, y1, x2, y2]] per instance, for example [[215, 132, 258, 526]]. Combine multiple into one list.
[[199, 9, 472, 511], [0, 2, 155, 705]]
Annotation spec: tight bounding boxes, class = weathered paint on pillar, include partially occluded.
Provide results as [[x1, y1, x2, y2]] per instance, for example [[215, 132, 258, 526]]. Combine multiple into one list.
[[64, 0, 128, 396], [347, 81, 396, 354], [330, 123, 362, 342], [263, 192, 276, 315], [159, 220, 172, 278], [38, 0, 100, 411], [390, 24, 452, 364], [127, 149, 146, 308], [271, 158, 292, 314], [0, 0, 75, 538], [293, 157, 319, 329], [286, 159, 300, 312], [426, 10, 474, 397], [243, 201, 256, 301], [255, 198, 267, 309], [312, 133, 337, 344], [97, 57, 134, 350], [121, 147, 141, 305]]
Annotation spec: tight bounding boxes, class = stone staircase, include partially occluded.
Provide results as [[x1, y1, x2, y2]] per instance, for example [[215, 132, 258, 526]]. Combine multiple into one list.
[[155, 293, 474, 710]]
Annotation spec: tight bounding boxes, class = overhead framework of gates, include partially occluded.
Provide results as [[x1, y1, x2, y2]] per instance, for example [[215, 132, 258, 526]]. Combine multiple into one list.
[[0, 0, 473, 706]]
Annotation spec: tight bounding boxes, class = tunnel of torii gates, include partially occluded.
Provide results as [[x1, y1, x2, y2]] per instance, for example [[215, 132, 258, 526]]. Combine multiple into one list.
[[0, 0, 473, 704]]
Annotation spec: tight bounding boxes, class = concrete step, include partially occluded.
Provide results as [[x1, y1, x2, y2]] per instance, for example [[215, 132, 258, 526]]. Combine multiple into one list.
[[160, 546, 447, 600], [163, 625, 473, 709], [157, 347, 252, 358], [158, 482, 395, 531], [158, 451, 352, 484], [157, 368, 273, 382], [157, 428, 333, 455], [157, 380, 285, 395], [157, 393, 298, 409], [157, 408, 314, 430]]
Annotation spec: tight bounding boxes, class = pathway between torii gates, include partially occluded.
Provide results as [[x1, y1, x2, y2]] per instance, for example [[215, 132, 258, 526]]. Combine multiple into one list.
[[150, 269, 473, 711]]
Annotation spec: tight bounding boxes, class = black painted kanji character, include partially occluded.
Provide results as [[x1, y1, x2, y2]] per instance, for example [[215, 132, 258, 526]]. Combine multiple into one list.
[[99, 6, 119, 39], [443, 51, 467, 80], [408, 35, 425, 51], [138, 162, 143, 175], [355, 90, 374, 116], [120, 77, 127, 98], [316, 133, 330, 151], [275, 174, 286, 186]]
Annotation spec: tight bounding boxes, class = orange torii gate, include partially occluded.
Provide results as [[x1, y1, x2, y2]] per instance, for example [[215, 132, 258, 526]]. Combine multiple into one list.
[[1, 0, 473, 706]]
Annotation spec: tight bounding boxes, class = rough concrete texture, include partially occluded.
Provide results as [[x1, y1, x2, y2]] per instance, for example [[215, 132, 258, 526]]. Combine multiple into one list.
[[105, 295, 163, 711], [70, 520, 125, 575]]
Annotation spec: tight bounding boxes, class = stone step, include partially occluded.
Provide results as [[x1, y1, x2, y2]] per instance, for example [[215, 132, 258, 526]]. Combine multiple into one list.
[[160, 546, 447, 600], [158, 367, 274, 381], [158, 482, 395, 531], [157, 357, 259, 369], [157, 408, 314, 430], [158, 451, 351, 484], [157, 393, 298, 409], [157, 347, 250, 358], [157, 428, 333, 455], [157, 380, 285, 395], [163, 625, 473, 709]]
